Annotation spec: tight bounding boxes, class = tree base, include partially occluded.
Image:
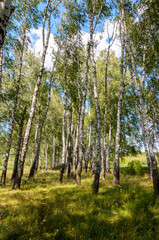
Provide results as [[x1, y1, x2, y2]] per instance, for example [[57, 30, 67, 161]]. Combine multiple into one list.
[[93, 172, 100, 195], [0, 170, 6, 185], [59, 164, 65, 183]]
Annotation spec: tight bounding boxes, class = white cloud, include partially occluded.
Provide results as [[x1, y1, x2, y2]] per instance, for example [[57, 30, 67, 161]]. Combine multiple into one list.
[[81, 19, 121, 58], [28, 27, 57, 70], [28, 19, 121, 70]]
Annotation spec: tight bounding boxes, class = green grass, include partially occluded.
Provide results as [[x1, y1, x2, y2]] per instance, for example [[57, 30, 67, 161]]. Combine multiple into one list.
[[0, 169, 159, 240], [120, 154, 148, 166]]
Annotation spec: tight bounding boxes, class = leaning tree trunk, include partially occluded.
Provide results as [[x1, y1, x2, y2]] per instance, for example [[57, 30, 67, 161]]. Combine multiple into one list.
[[13, 2, 52, 189], [113, 9, 125, 185], [28, 77, 52, 179], [0, 14, 26, 185], [11, 107, 26, 181], [89, 9, 102, 195]]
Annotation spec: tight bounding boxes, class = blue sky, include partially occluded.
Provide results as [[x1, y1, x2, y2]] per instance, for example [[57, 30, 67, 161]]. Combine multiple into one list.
[[29, 1, 121, 69]]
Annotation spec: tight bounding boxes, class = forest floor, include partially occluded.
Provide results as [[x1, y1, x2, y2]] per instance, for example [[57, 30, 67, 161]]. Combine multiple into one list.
[[0, 169, 159, 240]]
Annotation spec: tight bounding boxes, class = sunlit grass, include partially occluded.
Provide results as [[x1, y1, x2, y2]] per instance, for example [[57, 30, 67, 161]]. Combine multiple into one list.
[[0, 168, 159, 240], [121, 154, 147, 166]]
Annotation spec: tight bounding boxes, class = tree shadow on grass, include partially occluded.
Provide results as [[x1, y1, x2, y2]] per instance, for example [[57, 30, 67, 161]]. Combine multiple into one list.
[[0, 175, 159, 240]]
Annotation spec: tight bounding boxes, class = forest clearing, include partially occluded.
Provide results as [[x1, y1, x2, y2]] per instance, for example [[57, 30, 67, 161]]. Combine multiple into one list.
[[0, 0, 159, 239], [0, 157, 159, 240]]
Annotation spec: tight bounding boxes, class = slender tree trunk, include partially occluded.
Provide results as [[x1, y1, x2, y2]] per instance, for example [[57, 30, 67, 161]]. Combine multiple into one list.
[[45, 140, 48, 171], [102, 44, 112, 181], [59, 88, 67, 183], [113, 10, 125, 185], [34, 102, 41, 174], [28, 77, 52, 179], [76, 44, 90, 185], [0, 46, 3, 93], [1, 14, 26, 185], [86, 108, 91, 173], [92, 142, 96, 176], [39, 153, 42, 170], [51, 137, 55, 170], [11, 107, 26, 181], [65, 116, 69, 171], [13, 3, 52, 189], [89, 10, 102, 195], [131, 75, 153, 179], [107, 124, 112, 173], [66, 106, 73, 178], [124, 12, 159, 195], [72, 122, 79, 180]]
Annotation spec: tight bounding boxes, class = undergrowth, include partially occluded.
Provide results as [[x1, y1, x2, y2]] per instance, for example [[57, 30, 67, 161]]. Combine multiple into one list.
[[0, 170, 159, 240]]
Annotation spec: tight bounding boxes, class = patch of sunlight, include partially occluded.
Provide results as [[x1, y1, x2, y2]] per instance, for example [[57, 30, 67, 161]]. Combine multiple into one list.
[[118, 208, 132, 218]]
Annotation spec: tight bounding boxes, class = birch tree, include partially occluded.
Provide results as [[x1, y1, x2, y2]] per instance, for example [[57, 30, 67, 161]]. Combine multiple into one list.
[[0, 0, 14, 48], [113, 3, 125, 185], [122, 1, 159, 195], [1, 6, 28, 184], [13, 0, 58, 189]]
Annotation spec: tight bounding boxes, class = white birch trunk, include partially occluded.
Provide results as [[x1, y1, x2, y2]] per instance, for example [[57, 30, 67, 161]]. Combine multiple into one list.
[[51, 137, 55, 170], [72, 121, 79, 180], [13, 1, 52, 189], [59, 88, 67, 183], [28, 78, 52, 179], [113, 7, 125, 185], [0, 0, 14, 47], [0, 46, 3, 92], [123, 3, 159, 195], [76, 44, 90, 185], [66, 106, 73, 178], [11, 107, 26, 181], [89, 9, 102, 195], [85, 109, 91, 173], [45, 141, 48, 171], [1, 13, 26, 185], [107, 124, 112, 173]]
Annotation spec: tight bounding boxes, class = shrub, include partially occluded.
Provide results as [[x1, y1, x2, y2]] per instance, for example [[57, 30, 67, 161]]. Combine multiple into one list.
[[121, 160, 148, 176]]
